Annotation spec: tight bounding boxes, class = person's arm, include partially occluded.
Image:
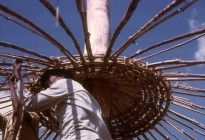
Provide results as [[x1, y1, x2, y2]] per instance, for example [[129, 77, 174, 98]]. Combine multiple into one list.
[[9, 75, 20, 115], [8, 59, 23, 140], [17, 79, 69, 112]]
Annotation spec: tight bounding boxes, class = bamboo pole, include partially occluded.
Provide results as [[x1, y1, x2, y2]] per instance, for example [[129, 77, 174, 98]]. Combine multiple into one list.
[[127, 1, 200, 59], [111, 0, 187, 59], [51, 133, 59, 140], [153, 127, 169, 139], [129, 27, 205, 59], [76, 0, 93, 62], [85, 0, 110, 56], [168, 109, 205, 130], [0, 41, 54, 62], [142, 133, 149, 140], [0, 52, 51, 66], [104, 0, 140, 60], [172, 101, 205, 115], [154, 60, 205, 70], [0, 12, 48, 40], [166, 114, 205, 137], [147, 131, 158, 140], [172, 91, 205, 98], [162, 118, 196, 139], [166, 77, 205, 81], [171, 83, 205, 92], [135, 32, 205, 62], [40, 0, 85, 65], [0, 4, 77, 66], [158, 123, 180, 140], [161, 72, 205, 77]]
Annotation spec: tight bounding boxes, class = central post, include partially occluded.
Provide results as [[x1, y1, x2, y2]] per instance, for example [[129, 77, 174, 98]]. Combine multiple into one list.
[[83, 0, 111, 122]]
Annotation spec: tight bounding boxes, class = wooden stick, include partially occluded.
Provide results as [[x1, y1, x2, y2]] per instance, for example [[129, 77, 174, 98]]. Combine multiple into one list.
[[158, 123, 180, 140], [127, 1, 200, 59], [104, 0, 140, 60], [153, 127, 169, 139], [142, 133, 149, 140], [162, 118, 196, 139], [171, 83, 205, 92], [76, 0, 93, 62], [40, 0, 85, 65], [51, 133, 59, 140], [0, 12, 48, 40], [0, 41, 54, 62], [0, 52, 51, 66], [111, 0, 186, 59], [136, 32, 205, 62], [0, 4, 77, 66], [172, 101, 205, 115], [162, 72, 205, 78], [166, 114, 205, 137], [166, 77, 205, 81], [0, 103, 12, 110], [5, 110, 13, 116], [172, 91, 205, 98], [168, 109, 205, 130], [43, 130, 53, 140], [0, 95, 10, 99], [0, 98, 11, 104], [147, 131, 157, 140], [155, 61, 205, 70], [173, 96, 205, 110], [39, 128, 49, 139]]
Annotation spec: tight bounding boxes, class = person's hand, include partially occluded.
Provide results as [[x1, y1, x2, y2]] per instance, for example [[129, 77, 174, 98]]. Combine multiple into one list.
[[12, 59, 23, 80]]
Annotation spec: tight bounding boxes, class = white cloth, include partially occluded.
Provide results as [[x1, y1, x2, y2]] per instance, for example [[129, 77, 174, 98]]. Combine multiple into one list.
[[17, 79, 112, 140]]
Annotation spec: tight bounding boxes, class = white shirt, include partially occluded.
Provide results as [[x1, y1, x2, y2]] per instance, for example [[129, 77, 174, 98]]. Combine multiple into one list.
[[17, 79, 112, 140]]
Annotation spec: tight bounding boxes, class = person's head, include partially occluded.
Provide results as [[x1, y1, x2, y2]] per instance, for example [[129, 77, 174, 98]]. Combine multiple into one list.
[[39, 69, 73, 89]]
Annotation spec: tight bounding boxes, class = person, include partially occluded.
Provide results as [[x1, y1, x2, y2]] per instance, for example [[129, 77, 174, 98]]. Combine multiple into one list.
[[14, 60, 112, 140], [0, 112, 39, 140], [0, 59, 39, 140]]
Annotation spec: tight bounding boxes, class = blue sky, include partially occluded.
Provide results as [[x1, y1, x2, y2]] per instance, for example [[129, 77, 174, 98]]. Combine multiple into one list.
[[1, 0, 205, 139]]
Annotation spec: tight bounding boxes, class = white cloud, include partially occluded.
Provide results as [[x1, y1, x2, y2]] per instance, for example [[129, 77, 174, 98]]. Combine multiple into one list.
[[188, 9, 205, 61]]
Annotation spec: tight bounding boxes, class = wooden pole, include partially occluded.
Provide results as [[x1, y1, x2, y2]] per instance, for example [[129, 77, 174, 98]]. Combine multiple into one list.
[[84, 0, 112, 129], [85, 0, 110, 56]]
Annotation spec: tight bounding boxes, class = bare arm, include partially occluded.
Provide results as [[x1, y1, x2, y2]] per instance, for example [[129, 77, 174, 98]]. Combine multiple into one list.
[[10, 59, 23, 114], [9, 75, 20, 115], [7, 59, 23, 140]]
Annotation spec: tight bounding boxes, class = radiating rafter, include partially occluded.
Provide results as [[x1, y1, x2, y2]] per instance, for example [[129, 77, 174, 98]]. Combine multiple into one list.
[[0, 4, 77, 66], [158, 122, 180, 140], [171, 83, 205, 92], [76, 0, 93, 62], [0, 41, 54, 62], [128, 27, 205, 59], [0, 12, 48, 40], [168, 109, 205, 130], [104, 0, 140, 60], [162, 118, 196, 139], [154, 60, 205, 71], [153, 127, 169, 139], [111, 0, 187, 60], [134, 32, 205, 62], [40, 0, 85, 65], [172, 91, 205, 98], [166, 114, 205, 137], [0, 52, 52, 66]]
